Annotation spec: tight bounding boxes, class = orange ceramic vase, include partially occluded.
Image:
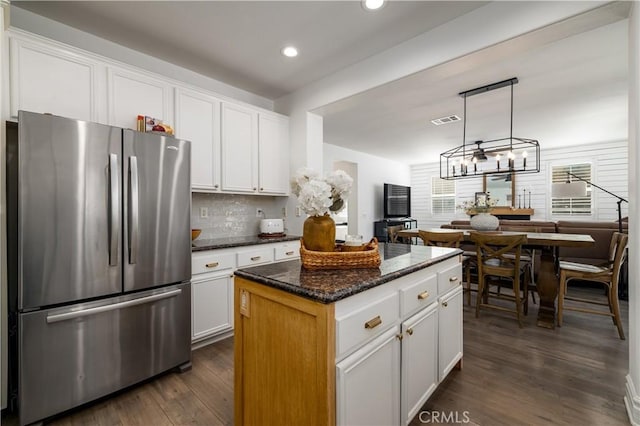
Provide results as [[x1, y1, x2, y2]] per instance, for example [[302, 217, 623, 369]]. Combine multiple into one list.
[[303, 214, 336, 252]]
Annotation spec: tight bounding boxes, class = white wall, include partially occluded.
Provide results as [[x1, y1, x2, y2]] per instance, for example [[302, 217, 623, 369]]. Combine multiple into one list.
[[411, 141, 629, 228], [324, 143, 410, 240]]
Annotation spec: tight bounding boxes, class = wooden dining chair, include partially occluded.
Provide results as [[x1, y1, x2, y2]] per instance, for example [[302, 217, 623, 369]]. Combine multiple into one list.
[[387, 224, 408, 244], [418, 230, 473, 304], [500, 225, 540, 305], [470, 232, 531, 327], [557, 232, 628, 340], [417, 230, 463, 248]]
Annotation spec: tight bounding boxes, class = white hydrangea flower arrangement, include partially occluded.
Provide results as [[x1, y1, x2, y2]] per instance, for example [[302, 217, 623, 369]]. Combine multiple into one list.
[[291, 167, 353, 217]]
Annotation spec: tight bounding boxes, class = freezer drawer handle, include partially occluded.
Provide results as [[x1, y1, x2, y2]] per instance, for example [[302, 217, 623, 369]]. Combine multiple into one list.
[[108, 154, 120, 266], [46, 289, 182, 323], [128, 156, 139, 264]]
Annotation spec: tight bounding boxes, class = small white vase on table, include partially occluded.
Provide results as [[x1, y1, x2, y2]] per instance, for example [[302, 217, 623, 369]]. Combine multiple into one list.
[[459, 195, 500, 231]]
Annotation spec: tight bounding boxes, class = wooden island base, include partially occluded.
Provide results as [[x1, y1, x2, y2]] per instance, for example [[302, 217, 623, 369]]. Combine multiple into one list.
[[234, 277, 335, 426]]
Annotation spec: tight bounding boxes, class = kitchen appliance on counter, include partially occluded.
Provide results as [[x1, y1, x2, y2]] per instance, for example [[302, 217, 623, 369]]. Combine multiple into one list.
[[6, 111, 192, 425], [259, 218, 285, 237]]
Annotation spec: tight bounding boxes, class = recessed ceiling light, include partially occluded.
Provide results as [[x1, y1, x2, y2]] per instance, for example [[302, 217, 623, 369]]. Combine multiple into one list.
[[281, 46, 298, 58], [362, 0, 385, 11]]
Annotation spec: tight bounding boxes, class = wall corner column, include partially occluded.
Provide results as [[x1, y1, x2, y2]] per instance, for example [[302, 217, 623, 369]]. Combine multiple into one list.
[[626, 3, 640, 425]]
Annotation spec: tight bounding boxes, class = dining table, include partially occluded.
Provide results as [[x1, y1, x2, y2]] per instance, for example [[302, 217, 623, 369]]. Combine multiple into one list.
[[396, 228, 595, 329]]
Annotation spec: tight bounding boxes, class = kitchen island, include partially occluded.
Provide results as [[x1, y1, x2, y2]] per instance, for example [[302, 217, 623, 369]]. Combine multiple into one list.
[[234, 243, 463, 426]]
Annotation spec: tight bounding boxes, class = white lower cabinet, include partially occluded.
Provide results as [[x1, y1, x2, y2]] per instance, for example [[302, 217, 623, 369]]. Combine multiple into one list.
[[192, 271, 234, 342], [402, 303, 439, 425], [438, 285, 464, 381], [334, 257, 463, 425], [191, 241, 300, 344], [336, 326, 401, 426]]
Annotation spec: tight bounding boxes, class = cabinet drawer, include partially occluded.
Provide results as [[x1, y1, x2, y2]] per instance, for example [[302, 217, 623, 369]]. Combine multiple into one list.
[[237, 247, 274, 267], [437, 263, 463, 295], [399, 273, 438, 316], [192, 251, 235, 275], [274, 241, 301, 261], [335, 291, 399, 359]]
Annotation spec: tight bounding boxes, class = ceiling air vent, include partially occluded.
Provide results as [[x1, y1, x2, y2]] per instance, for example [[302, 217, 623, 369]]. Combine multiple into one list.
[[431, 115, 461, 126]]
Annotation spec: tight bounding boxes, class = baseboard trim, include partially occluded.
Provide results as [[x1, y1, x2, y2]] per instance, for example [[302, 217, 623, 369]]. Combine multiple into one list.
[[191, 330, 233, 351], [625, 374, 640, 425]]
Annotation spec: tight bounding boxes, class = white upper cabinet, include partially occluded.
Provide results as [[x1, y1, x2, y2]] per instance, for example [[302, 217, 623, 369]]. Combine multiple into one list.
[[221, 102, 258, 193], [9, 37, 99, 122], [107, 67, 171, 130], [175, 88, 222, 191], [7, 31, 290, 196], [258, 113, 290, 195]]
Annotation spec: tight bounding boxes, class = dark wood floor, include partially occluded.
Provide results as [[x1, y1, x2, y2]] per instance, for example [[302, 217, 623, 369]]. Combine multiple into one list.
[[6, 287, 629, 425]]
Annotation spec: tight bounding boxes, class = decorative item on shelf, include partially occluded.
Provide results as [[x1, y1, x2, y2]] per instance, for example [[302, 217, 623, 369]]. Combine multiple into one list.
[[440, 77, 540, 180], [300, 238, 381, 270], [191, 229, 202, 241], [291, 167, 353, 252], [136, 115, 174, 135], [459, 194, 499, 231]]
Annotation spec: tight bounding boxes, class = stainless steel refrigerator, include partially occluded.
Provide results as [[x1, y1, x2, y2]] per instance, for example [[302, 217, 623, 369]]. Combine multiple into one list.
[[7, 111, 192, 425]]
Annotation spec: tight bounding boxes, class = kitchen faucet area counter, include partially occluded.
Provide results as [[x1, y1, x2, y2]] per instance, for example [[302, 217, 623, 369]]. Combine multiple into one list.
[[233, 243, 464, 426]]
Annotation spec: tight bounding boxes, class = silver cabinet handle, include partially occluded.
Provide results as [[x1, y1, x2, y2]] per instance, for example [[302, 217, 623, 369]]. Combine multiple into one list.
[[449, 276, 458, 282], [442, 301, 449, 307], [108, 154, 119, 266], [47, 289, 182, 323], [128, 156, 139, 264], [285, 251, 295, 256], [206, 262, 219, 269], [251, 256, 261, 261]]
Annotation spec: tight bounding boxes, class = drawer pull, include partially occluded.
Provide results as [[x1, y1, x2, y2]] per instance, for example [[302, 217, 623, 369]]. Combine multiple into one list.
[[449, 276, 459, 282], [364, 316, 382, 329], [442, 301, 449, 307], [396, 333, 403, 341], [417, 291, 429, 300], [285, 251, 295, 256], [205, 262, 219, 268], [406, 328, 414, 336], [250, 256, 261, 261]]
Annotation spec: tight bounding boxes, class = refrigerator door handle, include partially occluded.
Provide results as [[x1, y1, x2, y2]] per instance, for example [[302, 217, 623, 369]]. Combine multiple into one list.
[[108, 153, 120, 266], [128, 156, 139, 264], [46, 288, 182, 323]]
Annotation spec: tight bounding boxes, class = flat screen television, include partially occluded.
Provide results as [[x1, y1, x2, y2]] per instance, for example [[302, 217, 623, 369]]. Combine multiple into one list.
[[384, 183, 411, 218]]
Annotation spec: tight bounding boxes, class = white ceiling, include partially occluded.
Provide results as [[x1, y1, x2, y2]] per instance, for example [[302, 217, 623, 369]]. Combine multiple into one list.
[[12, 1, 629, 166]]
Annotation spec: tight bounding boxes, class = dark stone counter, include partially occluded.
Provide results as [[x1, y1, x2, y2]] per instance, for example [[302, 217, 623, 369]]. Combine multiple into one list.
[[192, 234, 302, 251], [234, 243, 461, 303]]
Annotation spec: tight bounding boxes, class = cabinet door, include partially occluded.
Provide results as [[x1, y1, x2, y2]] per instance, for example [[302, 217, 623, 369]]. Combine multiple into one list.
[[175, 88, 221, 191], [336, 327, 401, 426], [10, 37, 99, 122], [221, 102, 258, 193], [258, 114, 289, 194], [438, 286, 463, 381], [107, 67, 171, 130], [192, 272, 234, 342], [402, 303, 438, 425]]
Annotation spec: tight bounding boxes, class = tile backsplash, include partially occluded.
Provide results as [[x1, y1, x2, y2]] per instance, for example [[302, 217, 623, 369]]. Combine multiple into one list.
[[191, 193, 289, 239]]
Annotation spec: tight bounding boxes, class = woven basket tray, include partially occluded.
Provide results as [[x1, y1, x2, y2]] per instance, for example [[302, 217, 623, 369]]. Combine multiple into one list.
[[300, 237, 381, 270]]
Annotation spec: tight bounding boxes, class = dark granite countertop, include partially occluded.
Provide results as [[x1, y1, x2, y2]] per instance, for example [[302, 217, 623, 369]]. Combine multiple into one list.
[[192, 235, 302, 251], [234, 243, 461, 304]]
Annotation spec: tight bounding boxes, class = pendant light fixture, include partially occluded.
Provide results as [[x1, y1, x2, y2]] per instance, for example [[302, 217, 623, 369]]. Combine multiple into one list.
[[440, 77, 540, 180]]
